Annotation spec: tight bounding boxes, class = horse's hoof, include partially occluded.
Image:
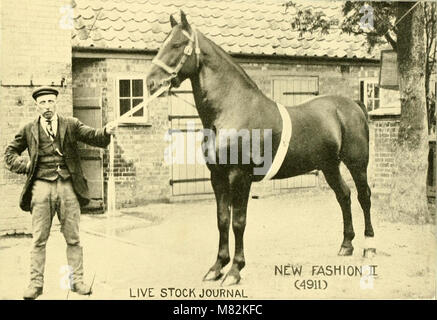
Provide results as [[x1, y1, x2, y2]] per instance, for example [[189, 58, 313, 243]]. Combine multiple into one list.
[[363, 248, 376, 258], [203, 269, 223, 281], [338, 246, 354, 256], [220, 273, 240, 286]]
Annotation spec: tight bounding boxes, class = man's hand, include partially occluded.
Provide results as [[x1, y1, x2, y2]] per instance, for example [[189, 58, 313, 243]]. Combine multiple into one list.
[[105, 121, 117, 136]]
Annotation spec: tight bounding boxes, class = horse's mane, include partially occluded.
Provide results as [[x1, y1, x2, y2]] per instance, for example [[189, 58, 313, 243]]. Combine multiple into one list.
[[203, 35, 260, 90]]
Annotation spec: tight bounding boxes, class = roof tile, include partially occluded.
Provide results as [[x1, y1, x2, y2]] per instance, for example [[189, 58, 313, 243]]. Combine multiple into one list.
[[73, 0, 378, 59]]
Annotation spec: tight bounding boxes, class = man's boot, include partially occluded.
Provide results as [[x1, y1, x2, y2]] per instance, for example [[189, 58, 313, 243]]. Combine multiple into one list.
[[71, 282, 92, 295], [23, 285, 43, 300]]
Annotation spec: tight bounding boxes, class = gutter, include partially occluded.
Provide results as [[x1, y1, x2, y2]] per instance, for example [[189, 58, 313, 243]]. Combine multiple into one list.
[[72, 46, 380, 65]]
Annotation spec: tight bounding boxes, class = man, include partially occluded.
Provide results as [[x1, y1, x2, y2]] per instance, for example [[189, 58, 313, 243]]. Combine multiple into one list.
[[4, 86, 116, 299]]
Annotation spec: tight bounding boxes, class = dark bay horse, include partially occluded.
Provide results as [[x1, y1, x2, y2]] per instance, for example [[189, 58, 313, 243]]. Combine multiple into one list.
[[147, 11, 375, 286]]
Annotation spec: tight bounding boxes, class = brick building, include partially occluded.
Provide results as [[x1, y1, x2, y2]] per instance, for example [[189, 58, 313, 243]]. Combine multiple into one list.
[[0, 0, 73, 234], [1, 0, 385, 235]]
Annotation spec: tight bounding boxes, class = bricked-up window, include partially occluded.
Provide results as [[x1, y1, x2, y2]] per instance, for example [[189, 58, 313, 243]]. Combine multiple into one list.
[[117, 78, 148, 123], [360, 79, 380, 111]]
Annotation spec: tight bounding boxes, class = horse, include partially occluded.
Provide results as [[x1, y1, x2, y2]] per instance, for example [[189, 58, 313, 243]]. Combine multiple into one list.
[[146, 11, 375, 286]]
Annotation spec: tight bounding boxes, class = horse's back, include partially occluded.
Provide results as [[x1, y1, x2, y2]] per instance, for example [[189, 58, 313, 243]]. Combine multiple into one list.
[[287, 95, 368, 138], [288, 95, 366, 119]]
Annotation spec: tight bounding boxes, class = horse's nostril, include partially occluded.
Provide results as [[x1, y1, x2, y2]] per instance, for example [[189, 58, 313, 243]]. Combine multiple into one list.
[[147, 79, 156, 92]]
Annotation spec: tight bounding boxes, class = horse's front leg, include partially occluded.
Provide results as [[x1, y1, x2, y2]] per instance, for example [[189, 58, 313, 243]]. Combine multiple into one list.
[[222, 170, 252, 286], [203, 171, 231, 281]]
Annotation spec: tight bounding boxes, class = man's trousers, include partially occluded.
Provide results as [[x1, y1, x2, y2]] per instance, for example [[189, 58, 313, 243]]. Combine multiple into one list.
[[30, 178, 83, 288]]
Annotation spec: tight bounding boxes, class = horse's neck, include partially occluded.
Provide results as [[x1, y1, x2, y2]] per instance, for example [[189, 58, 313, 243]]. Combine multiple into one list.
[[189, 33, 264, 128]]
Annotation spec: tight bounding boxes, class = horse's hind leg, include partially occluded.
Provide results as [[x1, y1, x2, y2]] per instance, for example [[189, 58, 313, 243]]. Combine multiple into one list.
[[322, 164, 355, 256], [203, 170, 231, 281], [348, 166, 376, 258], [221, 169, 252, 286]]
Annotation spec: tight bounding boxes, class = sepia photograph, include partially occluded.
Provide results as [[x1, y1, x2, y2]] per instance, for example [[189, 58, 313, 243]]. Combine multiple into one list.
[[0, 0, 435, 304]]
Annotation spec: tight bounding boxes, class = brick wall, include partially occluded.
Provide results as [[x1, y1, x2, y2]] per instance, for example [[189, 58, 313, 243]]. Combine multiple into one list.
[[0, 0, 72, 235], [368, 116, 400, 194], [242, 61, 379, 101], [72, 57, 171, 209], [0, 0, 72, 85]]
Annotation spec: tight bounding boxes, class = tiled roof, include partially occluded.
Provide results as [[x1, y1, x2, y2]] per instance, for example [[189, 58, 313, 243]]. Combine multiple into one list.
[[72, 0, 379, 60]]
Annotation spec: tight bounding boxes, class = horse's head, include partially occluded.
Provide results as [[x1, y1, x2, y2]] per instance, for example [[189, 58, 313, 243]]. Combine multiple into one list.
[[147, 11, 200, 95]]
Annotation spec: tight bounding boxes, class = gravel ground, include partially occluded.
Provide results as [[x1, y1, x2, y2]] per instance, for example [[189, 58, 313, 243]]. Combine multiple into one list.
[[0, 191, 435, 300]]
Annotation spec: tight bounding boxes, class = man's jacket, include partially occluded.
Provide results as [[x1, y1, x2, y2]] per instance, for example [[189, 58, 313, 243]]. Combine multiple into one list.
[[4, 115, 110, 212]]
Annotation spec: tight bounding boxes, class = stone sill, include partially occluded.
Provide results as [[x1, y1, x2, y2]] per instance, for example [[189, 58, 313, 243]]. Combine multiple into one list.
[[369, 106, 401, 120], [1, 78, 65, 86], [117, 122, 152, 127]]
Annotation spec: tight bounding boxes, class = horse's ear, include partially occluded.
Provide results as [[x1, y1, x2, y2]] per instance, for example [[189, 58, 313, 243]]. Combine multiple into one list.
[[180, 10, 190, 30], [170, 14, 178, 28]]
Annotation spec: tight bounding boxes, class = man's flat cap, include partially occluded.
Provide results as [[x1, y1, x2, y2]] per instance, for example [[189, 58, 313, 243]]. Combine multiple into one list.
[[32, 86, 59, 100]]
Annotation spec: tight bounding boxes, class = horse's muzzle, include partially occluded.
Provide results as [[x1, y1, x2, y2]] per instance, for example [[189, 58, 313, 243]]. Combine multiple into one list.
[[147, 78, 170, 95], [171, 76, 182, 88]]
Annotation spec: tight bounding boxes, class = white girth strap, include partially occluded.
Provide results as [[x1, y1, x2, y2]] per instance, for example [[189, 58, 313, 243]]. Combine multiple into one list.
[[261, 103, 292, 181]]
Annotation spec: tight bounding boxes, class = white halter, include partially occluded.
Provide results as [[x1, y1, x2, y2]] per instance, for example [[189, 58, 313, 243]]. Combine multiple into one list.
[[151, 28, 200, 83]]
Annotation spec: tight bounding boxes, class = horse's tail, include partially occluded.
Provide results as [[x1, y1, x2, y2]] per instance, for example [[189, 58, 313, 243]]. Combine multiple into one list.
[[354, 100, 368, 121]]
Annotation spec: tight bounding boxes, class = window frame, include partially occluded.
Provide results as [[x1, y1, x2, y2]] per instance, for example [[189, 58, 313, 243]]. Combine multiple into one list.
[[115, 75, 149, 124], [360, 78, 380, 112]]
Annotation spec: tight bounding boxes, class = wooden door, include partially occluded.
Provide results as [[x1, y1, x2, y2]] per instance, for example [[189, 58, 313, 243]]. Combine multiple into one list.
[[169, 80, 213, 196], [72, 87, 104, 212]]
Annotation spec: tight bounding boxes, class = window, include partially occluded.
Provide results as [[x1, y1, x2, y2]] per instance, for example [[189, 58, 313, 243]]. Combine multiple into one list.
[[116, 77, 148, 123], [360, 79, 380, 112]]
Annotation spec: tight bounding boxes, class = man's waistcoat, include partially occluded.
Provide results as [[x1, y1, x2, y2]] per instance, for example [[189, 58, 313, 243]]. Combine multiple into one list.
[[36, 123, 70, 181]]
